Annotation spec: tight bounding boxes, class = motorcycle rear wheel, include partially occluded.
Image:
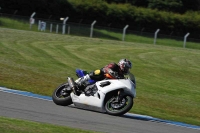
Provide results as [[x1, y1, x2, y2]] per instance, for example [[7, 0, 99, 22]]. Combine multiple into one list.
[[52, 83, 73, 106], [105, 95, 133, 116]]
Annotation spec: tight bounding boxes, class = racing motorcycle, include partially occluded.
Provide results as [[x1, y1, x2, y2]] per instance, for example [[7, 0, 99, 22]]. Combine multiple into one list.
[[52, 69, 136, 116]]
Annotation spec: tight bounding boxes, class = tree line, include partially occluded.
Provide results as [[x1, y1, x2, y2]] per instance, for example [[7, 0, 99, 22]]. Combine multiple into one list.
[[105, 0, 200, 13], [0, 0, 200, 38]]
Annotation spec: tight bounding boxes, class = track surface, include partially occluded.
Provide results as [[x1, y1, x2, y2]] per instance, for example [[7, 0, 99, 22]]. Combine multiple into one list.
[[0, 90, 199, 133]]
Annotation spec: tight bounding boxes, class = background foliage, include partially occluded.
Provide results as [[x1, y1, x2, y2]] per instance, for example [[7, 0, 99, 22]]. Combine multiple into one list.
[[1, 0, 200, 38]]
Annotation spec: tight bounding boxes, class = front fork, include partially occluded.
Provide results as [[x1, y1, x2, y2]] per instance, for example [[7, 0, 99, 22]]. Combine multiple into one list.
[[114, 89, 124, 103]]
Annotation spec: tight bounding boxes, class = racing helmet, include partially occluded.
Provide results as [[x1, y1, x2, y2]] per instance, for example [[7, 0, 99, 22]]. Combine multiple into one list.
[[118, 59, 132, 75]]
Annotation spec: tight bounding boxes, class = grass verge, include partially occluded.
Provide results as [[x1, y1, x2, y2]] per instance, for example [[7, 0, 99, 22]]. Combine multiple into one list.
[[0, 116, 99, 133]]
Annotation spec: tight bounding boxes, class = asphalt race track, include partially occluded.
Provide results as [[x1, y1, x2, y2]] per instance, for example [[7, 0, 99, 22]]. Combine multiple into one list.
[[0, 87, 199, 133]]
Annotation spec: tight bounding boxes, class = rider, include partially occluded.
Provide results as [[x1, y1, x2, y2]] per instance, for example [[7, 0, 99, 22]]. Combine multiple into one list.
[[76, 59, 132, 87]]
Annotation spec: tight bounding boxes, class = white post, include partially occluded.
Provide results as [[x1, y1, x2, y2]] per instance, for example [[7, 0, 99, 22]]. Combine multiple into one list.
[[38, 20, 41, 30], [30, 12, 36, 29], [56, 24, 59, 34], [90, 20, 97, 38], [122, 25, 129, 41], [183, 33, 190, 48], [62, 17, 69, 34], [154, 29, 160, 45], [50, 24, 52, 33]]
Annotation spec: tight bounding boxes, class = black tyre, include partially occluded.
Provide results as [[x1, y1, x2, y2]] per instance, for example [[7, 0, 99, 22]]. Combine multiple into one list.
[[105, 95, 133, 116], [52, 83, 73, 106]]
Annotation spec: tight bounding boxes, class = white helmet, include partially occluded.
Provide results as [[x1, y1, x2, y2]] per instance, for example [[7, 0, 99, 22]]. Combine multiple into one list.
[[118, 59, 132, 75]]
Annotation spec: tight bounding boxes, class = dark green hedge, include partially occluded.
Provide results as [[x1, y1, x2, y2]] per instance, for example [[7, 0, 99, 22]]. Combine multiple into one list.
[[68, 0, 200, 37]]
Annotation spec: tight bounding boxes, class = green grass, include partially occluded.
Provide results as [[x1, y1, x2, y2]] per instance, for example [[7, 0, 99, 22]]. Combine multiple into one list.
[[0, 116, 99, 133], [0, 17, 38, 31], [0, 28, 199, 127]]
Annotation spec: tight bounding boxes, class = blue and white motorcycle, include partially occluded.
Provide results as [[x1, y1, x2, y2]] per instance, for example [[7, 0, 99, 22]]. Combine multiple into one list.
[[52, 69, 136, 116]]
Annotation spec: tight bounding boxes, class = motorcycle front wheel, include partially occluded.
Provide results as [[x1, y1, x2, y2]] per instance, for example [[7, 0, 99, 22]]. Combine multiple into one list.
[[105, 95, 133, 116], [52, 83, 73, 106]]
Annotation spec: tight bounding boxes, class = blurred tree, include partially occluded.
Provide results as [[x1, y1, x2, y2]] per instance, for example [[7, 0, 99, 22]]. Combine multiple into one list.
[[130, 0, 149, 7], [104, 0, 200, 13], [148, 0, 183, 13], [105, 0, 148, 6], [181, 0, 200, 12]]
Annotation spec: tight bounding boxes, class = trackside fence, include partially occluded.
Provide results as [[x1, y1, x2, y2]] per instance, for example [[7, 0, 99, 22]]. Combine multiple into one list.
[[0, 13, 199, 49]]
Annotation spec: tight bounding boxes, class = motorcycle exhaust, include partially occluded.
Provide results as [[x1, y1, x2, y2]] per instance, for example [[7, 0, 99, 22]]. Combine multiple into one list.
[[67, 77, 77, 95]]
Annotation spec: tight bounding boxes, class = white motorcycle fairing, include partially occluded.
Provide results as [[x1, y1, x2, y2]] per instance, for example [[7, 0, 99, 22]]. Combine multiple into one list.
[[70, 78, 136, 112]]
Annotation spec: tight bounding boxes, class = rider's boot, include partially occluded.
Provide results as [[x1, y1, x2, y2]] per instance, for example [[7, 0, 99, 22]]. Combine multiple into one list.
[[75, 74, 91, 88]]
